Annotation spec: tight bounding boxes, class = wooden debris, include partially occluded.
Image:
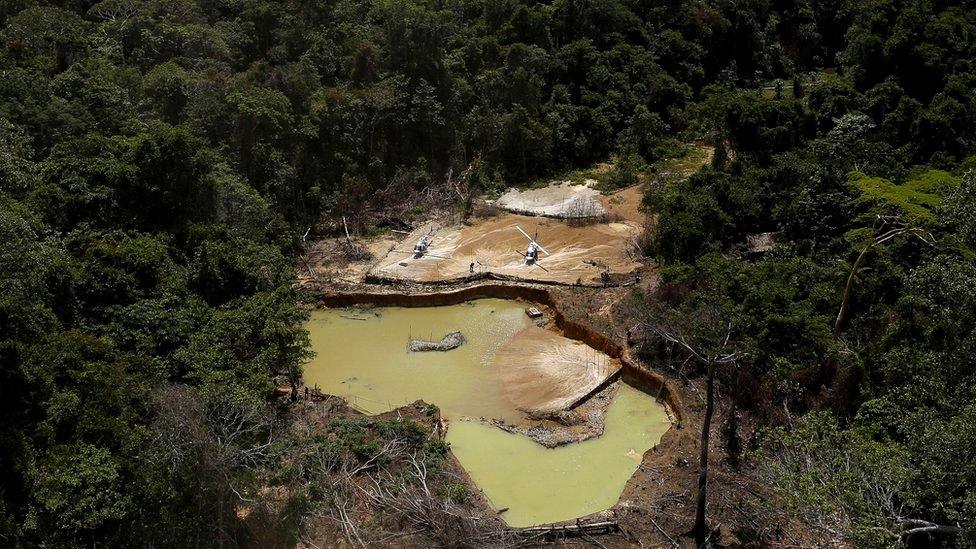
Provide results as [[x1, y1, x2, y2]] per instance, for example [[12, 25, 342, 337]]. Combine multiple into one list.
[[516, 520, 621, 540]]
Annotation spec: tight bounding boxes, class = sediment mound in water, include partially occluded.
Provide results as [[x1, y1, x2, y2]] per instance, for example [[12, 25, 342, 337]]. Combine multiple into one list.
[[495, 326, 620, 413], [408, 331, 466, 352]]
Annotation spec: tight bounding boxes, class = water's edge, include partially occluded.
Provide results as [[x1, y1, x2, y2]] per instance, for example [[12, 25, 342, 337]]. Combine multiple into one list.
[[314, 283, 684, 426]]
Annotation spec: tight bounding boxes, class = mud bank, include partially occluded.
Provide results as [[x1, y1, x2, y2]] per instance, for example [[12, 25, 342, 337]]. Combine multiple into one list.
[[364, 268, 639, 288], [313, 282, 683, 424]]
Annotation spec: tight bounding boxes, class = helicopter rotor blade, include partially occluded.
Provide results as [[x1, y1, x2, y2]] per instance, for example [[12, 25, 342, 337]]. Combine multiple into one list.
[[515, 224, 550, 255], [515, 225, 533, 243]]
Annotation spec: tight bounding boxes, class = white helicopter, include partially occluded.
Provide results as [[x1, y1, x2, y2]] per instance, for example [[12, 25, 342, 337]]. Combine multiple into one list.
[[514, 225, 551, 271], [413, 230, 434, 258], [391, 227, 449, 260]]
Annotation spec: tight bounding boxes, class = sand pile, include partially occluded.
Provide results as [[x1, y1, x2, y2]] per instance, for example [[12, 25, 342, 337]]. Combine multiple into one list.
[[495, 326, 620, 414], [494, 181, 606, 218]]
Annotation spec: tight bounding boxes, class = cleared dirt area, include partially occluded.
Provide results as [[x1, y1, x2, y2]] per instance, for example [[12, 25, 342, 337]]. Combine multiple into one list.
[[368, 183, 646, 285], [495, 325, 620, 414], [599, 184, 644, 223]]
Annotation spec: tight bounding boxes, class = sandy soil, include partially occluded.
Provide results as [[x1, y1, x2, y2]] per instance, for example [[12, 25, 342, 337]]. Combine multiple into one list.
[[369, 213, 642, 285], [496, 326, 619, 414], [599, 184, 646, 224], [476, 382, 619, 448], [493, 181, 606, 218], [298, 181, 649, 287]]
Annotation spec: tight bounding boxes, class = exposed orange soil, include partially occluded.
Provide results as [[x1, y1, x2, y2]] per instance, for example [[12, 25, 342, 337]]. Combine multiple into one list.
[[599, 183, 646, 224]]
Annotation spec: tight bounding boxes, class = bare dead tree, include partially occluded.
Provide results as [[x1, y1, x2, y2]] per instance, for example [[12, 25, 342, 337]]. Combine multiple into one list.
[[298, 226, 318, 281], [146, 385, 279, 546], [292, 432, 513, 549], [87, 0, 143, 23], [360, 451, 514, 548], [639, 305, 747, 547], [833, 215, 934, 339], [566, 196, 604, 226]]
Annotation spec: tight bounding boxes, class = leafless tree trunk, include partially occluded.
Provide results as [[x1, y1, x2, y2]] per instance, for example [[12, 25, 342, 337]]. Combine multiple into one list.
[[694, 360, 716, 547], [639, 309, 745, 547], [833, 216, 933, 339]]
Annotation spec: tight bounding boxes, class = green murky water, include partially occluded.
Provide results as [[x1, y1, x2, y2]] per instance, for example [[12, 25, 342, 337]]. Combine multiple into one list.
[[304, 299, 671, 526], [304, 299, 532, 422], [447, 384, 670, 527]]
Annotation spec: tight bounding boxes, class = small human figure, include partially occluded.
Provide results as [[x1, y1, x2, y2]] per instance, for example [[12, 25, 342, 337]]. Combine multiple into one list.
[[469, 262, 475, 273]]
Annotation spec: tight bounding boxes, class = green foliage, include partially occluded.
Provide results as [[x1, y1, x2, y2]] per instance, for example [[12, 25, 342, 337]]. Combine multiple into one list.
[[698, 88, 815, 164], [941, 169, 976, 248], [0, 118, 38, 194], [648, 166, 767, 261], [27, 443, 130, 544], [640, 5, 976, 542], [437, 482, 469, 504], [652, 253, 835, 381], [762, 411, 913, 547], [850, 169, 959, 224], [319, 418, 372, 460], [602, 154, 642, 191], [3, 0, 976, 544], [375, 418, 428, 446]]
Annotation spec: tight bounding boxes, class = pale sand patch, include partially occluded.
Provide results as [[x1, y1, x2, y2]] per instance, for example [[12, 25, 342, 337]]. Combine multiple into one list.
[[495, 326, 620, 414], [494, 181, 606, 218]]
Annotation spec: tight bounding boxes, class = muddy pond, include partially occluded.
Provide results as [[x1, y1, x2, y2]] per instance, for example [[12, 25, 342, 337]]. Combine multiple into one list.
[[304, 298, 671, 527]]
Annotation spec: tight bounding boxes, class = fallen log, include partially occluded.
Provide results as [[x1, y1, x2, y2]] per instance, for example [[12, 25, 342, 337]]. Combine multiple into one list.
[[515, 520, 620, 540]]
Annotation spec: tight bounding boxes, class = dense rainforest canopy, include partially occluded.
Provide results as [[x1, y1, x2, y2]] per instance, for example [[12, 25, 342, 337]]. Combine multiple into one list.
[[1, 0, 976, 546]]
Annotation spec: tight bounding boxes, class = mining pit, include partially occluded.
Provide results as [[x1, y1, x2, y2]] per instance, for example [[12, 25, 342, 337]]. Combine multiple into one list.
[[304, 296, 673, 527], [299, 180, 692, 530], [360, 181, 647, 286]]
